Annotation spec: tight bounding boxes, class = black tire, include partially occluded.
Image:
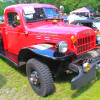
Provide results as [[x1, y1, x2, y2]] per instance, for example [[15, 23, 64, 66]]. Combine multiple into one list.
[[26, 58, 53, 97]]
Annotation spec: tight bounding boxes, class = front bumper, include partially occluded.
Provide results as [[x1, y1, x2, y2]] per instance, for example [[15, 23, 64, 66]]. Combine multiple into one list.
[[70, 57, 100, 90]]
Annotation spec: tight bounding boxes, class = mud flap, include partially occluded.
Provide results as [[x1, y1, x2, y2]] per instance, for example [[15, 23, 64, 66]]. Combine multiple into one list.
[[71, 65, 96, 90]]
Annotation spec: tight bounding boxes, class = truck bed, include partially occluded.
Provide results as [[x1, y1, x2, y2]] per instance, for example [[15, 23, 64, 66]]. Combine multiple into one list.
[[0, 23, 5, 27], [0, 23, 7, 51], [0, 23, 5, 35]]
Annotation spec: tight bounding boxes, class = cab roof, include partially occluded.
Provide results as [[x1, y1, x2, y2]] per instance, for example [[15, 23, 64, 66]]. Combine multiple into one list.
[[5, 3, 58, 11]]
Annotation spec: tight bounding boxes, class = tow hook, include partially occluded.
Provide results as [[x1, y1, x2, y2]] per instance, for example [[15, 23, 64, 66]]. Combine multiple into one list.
[[96, 64, 100, 70]]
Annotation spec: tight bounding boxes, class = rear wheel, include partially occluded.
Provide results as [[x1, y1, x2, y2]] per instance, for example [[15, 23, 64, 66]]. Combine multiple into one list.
[[26, 58, 53, 97]]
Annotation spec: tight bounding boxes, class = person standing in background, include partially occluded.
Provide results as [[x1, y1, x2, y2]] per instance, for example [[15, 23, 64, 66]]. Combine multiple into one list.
[[67, 13, 77, 24], [63, 13, 68, 24]]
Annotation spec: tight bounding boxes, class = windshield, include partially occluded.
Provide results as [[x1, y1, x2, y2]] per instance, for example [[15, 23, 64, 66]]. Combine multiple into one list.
[[93, 22, 100, 31], [23, 8, 47, 23], [23, 7, 60, 23], [44, 8, 59, 19]]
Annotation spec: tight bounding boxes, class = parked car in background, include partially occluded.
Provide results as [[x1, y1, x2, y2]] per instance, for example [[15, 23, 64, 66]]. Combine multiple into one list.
[[71, 20, 100, 46], [0, 16, 4, 22]]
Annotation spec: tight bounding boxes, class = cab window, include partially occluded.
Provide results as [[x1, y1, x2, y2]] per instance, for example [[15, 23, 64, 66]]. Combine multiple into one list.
[[7, 12, 20, 26]]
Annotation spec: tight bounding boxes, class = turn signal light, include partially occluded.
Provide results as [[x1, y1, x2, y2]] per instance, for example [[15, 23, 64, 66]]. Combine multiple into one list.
[[95, 30, 98, 35], [93, 28, 98, 35], [71, 35, 76, 42], [83, 62, 90, 72]]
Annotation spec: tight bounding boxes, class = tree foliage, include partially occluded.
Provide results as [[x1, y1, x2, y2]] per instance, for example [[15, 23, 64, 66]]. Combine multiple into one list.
[[0, 0, 100, 16], [78, 0, 99, 11], [0, 0, 14, 16]]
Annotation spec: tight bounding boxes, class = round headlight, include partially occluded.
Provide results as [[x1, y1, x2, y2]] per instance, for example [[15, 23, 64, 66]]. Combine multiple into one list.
[[57, 41, 68, 53]]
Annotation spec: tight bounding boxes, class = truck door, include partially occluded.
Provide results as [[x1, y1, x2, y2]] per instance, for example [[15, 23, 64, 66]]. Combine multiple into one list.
[[5, 12, 21, 55]]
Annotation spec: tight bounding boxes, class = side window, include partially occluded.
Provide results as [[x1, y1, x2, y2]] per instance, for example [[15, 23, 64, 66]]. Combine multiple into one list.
[[92, 23, 96, 29], [7, 12, 20, 26], [76, 23, 83, 26], [82, 23, 92, 27]]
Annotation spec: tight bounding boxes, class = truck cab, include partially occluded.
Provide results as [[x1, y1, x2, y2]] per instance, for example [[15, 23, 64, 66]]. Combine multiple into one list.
[[0, 4, 100, 97]]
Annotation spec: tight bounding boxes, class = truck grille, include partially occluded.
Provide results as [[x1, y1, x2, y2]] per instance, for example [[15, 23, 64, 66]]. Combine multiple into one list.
[[76, 35, 96, 55]]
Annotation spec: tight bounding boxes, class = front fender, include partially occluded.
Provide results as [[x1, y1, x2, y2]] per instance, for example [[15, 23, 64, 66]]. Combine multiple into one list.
[[21, 47, 74, 61], [18, 43, 75, 66]]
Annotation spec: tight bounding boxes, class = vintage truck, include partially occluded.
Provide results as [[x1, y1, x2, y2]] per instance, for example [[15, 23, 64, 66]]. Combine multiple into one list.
[[0, 3, 100, 97]]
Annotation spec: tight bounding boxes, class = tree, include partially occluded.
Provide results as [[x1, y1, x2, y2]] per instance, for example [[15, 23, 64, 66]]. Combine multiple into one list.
[[0, 0, 14, 16], [78, 0, 99, 11], [0, 1, 3, 16]]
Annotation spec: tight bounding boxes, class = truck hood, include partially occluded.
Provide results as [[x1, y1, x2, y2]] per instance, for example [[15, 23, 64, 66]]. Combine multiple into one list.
[[27, 22, 95, 38], [26, 22, 96, 56]]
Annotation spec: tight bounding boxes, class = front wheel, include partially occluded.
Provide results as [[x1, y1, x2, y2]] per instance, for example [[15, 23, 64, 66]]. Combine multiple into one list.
[[26, 58, 53, 97]]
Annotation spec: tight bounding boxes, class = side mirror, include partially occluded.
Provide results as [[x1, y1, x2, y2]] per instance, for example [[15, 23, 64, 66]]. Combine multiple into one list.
[[12, 22, 18, 27], [60, 5, 64, 12]]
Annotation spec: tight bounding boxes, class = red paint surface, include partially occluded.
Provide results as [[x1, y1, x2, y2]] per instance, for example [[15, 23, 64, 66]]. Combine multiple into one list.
[[0, 4, 96, 60]]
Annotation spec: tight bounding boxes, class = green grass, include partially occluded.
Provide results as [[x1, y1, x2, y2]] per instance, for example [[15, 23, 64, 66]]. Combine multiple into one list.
[[0, 56, 100, 100], [0, 22, 4, 24]]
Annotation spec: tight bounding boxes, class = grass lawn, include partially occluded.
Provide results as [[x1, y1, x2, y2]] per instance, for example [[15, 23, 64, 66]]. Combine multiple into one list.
[[0, 22, 4, 24], [0, 56, 100, 100]]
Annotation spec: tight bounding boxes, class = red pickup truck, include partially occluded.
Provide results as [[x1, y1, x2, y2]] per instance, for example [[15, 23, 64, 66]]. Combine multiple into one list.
[[0, 3, 100, 97]]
